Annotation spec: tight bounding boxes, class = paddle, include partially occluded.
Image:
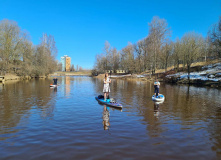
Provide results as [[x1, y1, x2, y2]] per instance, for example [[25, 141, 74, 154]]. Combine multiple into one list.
[[108, 70, 111, 99]]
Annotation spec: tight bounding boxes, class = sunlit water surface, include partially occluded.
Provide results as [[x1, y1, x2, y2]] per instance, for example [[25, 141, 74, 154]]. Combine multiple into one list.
[[0, 76, 221, 160]]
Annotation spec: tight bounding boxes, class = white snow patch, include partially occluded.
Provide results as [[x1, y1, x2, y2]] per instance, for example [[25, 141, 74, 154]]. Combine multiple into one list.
[[110, 74, 131, 78], [136, 75, 146, 78], [166, 63, 221, 82]]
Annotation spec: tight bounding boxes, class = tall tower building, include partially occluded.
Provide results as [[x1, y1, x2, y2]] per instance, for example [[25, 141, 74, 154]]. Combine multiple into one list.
[[61, 56, 66, 71], [61, 55, 71, 72], [65, 56, 71, 72]]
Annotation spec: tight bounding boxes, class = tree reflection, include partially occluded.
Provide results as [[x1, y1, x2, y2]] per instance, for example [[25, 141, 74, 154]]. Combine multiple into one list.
[[0, 79, 57, 141], [92, 77, 221, 155], [208, 107, 221, 158]]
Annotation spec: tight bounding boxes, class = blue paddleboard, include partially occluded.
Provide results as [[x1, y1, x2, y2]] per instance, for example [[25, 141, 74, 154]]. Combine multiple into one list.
[[95, 96, 122, 108]]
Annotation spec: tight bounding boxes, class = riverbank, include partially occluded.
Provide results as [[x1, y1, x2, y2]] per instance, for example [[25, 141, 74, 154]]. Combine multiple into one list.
[[0, 71, 91, 83], [1, 74, 33, 82], [164, 62, 221, 88], [0, 73, 49, 83], [50, 71, 91, 76], [94, 60, 221, 88], [94, 73, 155, 83]]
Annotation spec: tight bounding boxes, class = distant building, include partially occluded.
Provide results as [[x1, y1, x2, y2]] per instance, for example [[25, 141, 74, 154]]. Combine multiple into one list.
[[65, 56, 71, 72], [61, 56, 66, 71], [61, 55, 71, 72]]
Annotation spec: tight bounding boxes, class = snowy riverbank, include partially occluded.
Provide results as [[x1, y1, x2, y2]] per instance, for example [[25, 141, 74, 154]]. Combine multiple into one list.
[[93, 62, 221, 88], [165, 63, 221, 87]]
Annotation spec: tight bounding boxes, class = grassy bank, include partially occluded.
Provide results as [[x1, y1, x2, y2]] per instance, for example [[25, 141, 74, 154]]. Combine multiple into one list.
[[1, 73, 33, 82], [0, 70, 91, 83]]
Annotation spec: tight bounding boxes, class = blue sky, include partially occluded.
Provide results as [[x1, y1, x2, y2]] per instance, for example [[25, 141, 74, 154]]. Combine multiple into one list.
[[0, 0, 221, 69]]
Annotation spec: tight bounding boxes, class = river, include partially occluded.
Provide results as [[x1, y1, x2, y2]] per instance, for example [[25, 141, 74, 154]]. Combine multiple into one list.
[[0, 76, 221, 160]]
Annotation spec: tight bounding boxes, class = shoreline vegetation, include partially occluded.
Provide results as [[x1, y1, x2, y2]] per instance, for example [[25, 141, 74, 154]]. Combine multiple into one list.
[[1, 15, 221, 90], [92, 16, 221, 88], [50, 71, 91, 76], [0, 19, 60, 80], [0, 70, 91, 83], [0, 19, 85, 82], [94, 60, 221, 88]]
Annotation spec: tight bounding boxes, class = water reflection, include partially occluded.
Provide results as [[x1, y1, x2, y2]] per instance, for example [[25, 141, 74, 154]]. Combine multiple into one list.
[[65, 76, 71, 96], [0, 79, 57, 140], [39, 87, 58, 119], [154, 102, 160, 117], [97, 103, 122, 130], [1, 77, 221, 159], [102, 105, 110, 130], [52, 87, 57, 92], [208, 107, 221, 157], [60, 76, 71, 96], [0, 83, 4, 92], [153, 100, 164, 117]]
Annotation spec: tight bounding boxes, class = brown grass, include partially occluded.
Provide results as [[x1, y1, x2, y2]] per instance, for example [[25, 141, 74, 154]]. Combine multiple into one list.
[[5, 73, 20, 80], [155, 59, 220, 74]]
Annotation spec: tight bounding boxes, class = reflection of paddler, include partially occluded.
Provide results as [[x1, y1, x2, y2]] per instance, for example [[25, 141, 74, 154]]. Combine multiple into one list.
[[53, 87, 57, 92], [154, 102, 160, 117], [102, 106, 110, 130]]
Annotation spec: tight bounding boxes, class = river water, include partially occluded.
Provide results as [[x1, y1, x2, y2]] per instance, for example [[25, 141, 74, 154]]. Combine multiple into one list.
[[0, 76, 221, 160]]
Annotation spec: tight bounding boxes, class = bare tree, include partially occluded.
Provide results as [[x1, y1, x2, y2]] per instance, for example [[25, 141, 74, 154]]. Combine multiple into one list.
[[172, 39, 182, 72], [104, 41, 111, 70], [134, 40, 145, 73], [110, 47, 120, 73], [95, 53, 106, 73], [160, 41, 172, 72], [70, 64, 75, 71], [0, 19, 23, 72], [148, 16, 171, 73], [208, 16, 221, 58], [93, 15, 220, 76], [121, 42, 135, 73], [95, 42, 120, 73], [79, 66, 83, 71], [0, 19, 58, 77], [33, 33, 57, 76], [181, 32, 204, 82]]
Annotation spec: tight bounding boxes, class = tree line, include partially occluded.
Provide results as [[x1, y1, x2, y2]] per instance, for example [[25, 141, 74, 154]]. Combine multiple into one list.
[[93, 16, 221, 77], [0, 19, 58, 77], [57, 63, 84, 72]]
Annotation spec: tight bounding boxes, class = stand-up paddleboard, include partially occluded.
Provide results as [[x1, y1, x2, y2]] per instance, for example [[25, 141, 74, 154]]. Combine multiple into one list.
[[50, 84, 57, 88], [152, 94, 165, 102], [95, 95, 122, 108]]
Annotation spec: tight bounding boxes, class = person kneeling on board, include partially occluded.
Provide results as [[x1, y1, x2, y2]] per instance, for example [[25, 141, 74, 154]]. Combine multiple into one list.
[[103, 73, 111, 101], [154, 78, 160, 97]]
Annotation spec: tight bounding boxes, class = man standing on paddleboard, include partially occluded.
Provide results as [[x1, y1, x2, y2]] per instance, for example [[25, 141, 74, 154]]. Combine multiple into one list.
[[154, 78, 160, 97], [53, 77, 58, 85]]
